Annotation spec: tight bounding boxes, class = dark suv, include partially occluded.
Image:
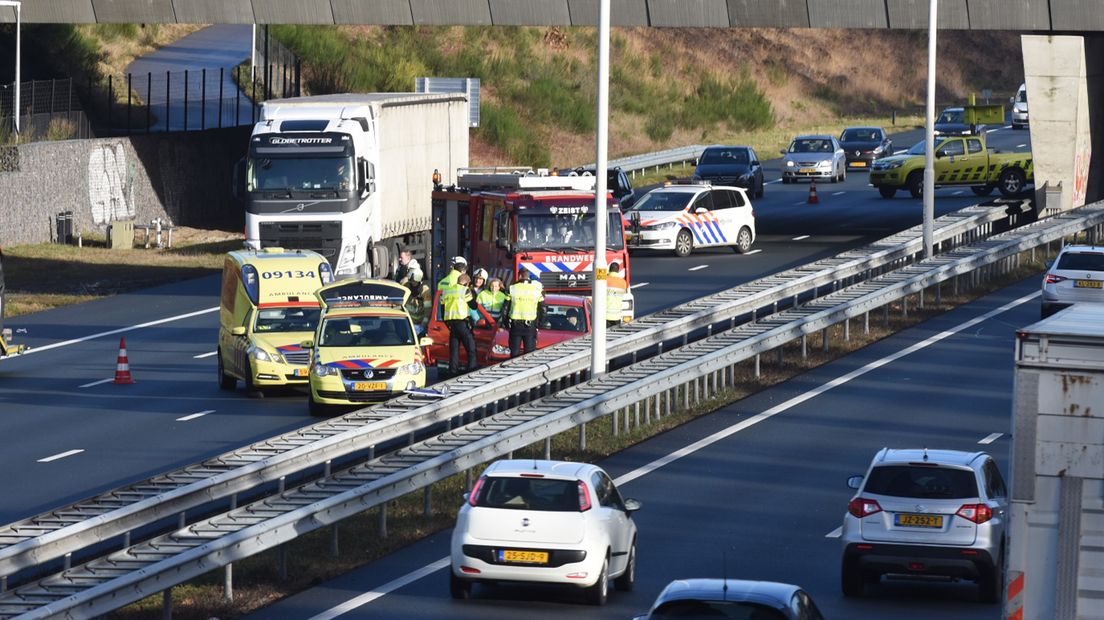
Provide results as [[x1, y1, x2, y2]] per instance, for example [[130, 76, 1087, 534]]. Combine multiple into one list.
[[692, 146, 764, 198]]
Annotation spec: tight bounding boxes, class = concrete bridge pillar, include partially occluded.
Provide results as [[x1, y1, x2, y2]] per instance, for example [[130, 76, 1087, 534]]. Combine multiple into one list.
[[1021, 35, 1104, 215]]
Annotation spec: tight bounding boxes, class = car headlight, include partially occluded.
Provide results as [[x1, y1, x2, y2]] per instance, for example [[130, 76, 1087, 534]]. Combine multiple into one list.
[[650, 221, 678, 230], [875, 160, 904, 171], [491, 344, 511, 356], [399, 361, 424, 375], [785, 160, 795, 167], [335, 244, 359, 275], [312, 362, 338, 377], [248, 345, 278, 363], [816, 160, 832, 168]]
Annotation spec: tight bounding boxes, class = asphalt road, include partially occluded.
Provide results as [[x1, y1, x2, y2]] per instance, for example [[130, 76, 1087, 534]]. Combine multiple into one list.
[[246, 273, 1041, 620], [0, 125, 1031, 527]]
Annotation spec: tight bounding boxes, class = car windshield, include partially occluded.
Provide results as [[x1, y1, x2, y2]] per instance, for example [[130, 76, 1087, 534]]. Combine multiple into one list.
[[863, 465, 978, 499], [254, 306, 321, 333], [699, 149, 750, 165], [318, 315, 414, 347], [473, 476, 581, 512], [938, 110, 964, 124], [540, 304, 587, 333], [905, 141, 927, 156], [1017, 90, 1027, 103], [651, 600, 787, 619], [516, 212, 625, 251], [1056, 251, 1104, 271], [789, 138, 834, 153], [841, 129, 881, 142], [629, 191, 694, 212], [247, 155, 354, 192]]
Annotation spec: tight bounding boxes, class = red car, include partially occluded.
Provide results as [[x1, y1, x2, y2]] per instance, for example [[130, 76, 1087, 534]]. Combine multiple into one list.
[[424, 292, 592, 371]]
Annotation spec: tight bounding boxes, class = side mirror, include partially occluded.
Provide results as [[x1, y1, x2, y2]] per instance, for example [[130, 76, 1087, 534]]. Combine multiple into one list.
[[359, 159, 376, 199], [299, 340, 315, 349], [419, 337, 433, 347], [623, 498, 643, 513], [462, 492, 470, 503], [230, 326, 247, 336], [847, 475, 864, 490], [750, 160, 760, 167], [694, 207, 708, 214], [780, 149, 787, 156]]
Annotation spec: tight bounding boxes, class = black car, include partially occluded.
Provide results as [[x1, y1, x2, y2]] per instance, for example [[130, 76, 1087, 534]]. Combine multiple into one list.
[[572, 166, 636, 208], [839, 126, 893, 169], [692, 145, 764, 198]]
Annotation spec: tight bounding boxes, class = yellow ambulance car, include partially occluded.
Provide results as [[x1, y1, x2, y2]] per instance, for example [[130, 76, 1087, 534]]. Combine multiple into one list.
[[306, 279, 429, 415], [218, 248, 334, 396]]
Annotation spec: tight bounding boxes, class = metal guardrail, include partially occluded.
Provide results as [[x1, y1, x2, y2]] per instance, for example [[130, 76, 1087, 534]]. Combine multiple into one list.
[[0, 201, 1027, 584], [585, 144, 706, 177], [5, 202, 1102, 619]]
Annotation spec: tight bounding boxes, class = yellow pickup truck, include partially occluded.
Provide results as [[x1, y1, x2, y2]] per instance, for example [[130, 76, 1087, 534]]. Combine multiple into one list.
[[870, 135, 1033, 199]]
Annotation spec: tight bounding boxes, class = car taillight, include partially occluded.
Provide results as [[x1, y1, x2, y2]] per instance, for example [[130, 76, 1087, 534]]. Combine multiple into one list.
[[577, 480, 592, 511], [848, 498, 882, 518], [467, 477, 486, 507], [956, 503, 993, 524], [1044, 274, 1067, 284]]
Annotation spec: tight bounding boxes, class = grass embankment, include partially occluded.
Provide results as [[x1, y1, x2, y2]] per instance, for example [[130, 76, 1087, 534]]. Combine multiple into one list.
[[3, 228, 240, 316], [108, 244, 1061, 619]]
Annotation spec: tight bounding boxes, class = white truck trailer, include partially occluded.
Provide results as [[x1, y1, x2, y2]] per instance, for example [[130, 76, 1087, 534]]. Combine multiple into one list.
[[242, 93, 469, 278], [1008, 303, 1104, 620]]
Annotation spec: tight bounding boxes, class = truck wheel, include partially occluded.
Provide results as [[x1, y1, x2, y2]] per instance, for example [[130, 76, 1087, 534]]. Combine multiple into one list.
[[674, 229, 694, 257], [971, 184, 995, 196], [217, 350, 236, 390], [734, 227, 753, 254], [998, 168, 1026, 197], [878, 186, 897, 199], [907, 171, 924, 199]]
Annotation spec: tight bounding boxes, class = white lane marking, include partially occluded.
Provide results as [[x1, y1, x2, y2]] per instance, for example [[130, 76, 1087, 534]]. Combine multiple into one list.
[[979, 432, 1003, 445], [177, 410, 215, 422], [629, 282, 649, 290], [313, 290, 1042, 617], [832, 191, 845, 196], [193, 351, 217, 359], [766, 179, 782, 185], [744, 249, 762, 255], [894, 149, 907, 154], [613, 290, 1041, 489], [78, 378, 113, 389], [307, 557, 450, 620], [986, 126, 1012, 133], [795, 201, 807, 206], [825, 526, 842, 538], [20, 307, 219, 356], [688, 264, 709, 271], [953, 190, 965, 195], [1017, 144, 1027, 148], [38, 449, 84, 463], [792, 235, 810, 241]]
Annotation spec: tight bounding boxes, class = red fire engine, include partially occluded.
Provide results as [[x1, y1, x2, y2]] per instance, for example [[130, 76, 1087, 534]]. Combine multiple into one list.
[[429, 168, 633, 321]]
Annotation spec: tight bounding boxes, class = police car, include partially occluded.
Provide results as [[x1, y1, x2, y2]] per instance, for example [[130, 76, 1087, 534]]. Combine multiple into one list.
[[306, 279, 431, 415], [625, 183, 755, 257]]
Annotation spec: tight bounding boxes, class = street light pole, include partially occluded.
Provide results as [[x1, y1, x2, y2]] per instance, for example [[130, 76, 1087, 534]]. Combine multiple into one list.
[[1, 2, 20, 134], [590, 0, 610, 377], [923, 0, 937, 258]]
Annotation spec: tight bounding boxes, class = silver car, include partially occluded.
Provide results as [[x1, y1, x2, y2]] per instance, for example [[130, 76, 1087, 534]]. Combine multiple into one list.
[[780, 135, 846, 183], [1040, 244, 1104, 317], [840, 448, 1007, 603], [633, 579, 824, 620]]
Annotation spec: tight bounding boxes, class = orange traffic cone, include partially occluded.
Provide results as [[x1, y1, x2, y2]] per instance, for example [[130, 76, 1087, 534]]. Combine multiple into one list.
[[113, 336, 135, 384], [807, 181, 819, 204]]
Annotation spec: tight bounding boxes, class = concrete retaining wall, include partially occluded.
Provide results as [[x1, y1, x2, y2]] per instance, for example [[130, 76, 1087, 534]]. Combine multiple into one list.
[[0, 127, 250, 246]]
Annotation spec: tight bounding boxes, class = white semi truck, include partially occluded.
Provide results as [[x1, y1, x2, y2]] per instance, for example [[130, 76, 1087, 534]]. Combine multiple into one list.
[[242, 93, 469, 277], [1007, 303, 1104, 620]]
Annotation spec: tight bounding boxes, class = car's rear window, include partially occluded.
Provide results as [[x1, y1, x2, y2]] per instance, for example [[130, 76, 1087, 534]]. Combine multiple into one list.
[[1056, 251, 1104, 271], [474, 476, 579, 512], [863, 465, 978, 499], [652, 600, 786, 619]]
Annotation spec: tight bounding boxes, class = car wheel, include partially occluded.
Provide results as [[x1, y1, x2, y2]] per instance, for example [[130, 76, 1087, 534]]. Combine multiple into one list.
[[217, 350, 236, 390], [907, 171, 924, 199], [978, 541, 1004, 604], [585, 558, 609, 606], [971, 184, 995, 196], [840, 166, 847, 182], [734, 227, 753, 254], [841, 556, 865, 597], [245, 372, 264, 399], [614, 541, 635, 592], [878, 186, 897, 199], [998, 168, 1026, 197], [308, 394, 327, 417], [782, 177, 792, 185], [756, 179, 764, 199], [673, 229, 693, 258], [449, 571, 473, 600]]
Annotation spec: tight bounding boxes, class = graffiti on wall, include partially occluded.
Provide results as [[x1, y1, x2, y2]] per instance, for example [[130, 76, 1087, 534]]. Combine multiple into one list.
[[88, 143, 135, 224], [1073, 143, 1091, 208]]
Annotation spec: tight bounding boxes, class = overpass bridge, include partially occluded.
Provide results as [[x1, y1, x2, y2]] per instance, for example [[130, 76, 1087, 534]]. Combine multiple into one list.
[[1, 0, 1102, 213]]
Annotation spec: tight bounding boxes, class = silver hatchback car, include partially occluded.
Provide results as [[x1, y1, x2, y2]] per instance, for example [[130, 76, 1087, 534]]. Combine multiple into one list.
[[1041, 244, 1104, 317], [840, 448, 1007, 602], [780, 135, 846, 184]]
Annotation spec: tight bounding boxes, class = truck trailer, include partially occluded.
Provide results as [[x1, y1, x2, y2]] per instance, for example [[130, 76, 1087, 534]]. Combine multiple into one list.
[[1008, 304, 1104, 620], [241, 93, 469, 279]]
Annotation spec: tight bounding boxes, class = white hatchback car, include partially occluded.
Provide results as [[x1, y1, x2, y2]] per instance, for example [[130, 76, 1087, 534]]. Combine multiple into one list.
[[450, 459, 641, 605], [625, 184, 756, 257], [1041, 244, 1104, 317]]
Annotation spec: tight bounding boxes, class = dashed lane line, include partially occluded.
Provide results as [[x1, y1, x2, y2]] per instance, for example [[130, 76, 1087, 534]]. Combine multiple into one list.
[[78, 378, 113, 389], [629, 282, 649, 290], [38, 449, 84, 463], [194, 351, 218, 359], [745, 249, 762, 255], [979, 433, 1003, 445], [793, 235, 810, 241], [177, 410, 215, 422], [688, 265, 709, 272], [825, 527, 842, 538], [19, 307, 219, 356], [832, 191, 845, 196]]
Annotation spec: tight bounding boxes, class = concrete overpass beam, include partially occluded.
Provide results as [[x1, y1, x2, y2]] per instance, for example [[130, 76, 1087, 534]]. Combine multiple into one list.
[[1022, 34, 1103, 214]]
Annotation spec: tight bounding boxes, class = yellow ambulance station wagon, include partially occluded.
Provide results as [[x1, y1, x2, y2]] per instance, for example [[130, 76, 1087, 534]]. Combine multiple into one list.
[[218, 248, 334, 396], [306, 279, 431, 415]]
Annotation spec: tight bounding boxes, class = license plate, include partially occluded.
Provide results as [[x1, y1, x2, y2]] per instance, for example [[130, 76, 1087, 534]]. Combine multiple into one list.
[[1075, 279, 1102, 289], [293, 368, 309, 377], [895, 513, 943, 528], [799, 168, 817, 174], [352, 381, 387, 392], [499, 549, 549, 564], [852, 161, 867, 167]]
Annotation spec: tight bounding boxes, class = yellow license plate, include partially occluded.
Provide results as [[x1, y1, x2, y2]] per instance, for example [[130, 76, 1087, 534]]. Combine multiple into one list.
[[799, 168, 817, 174], [352, 381, 387, 392], [896, 513, 943, 528], [501, 550, 549, 564], [293, 368, 309, 377], [852, 161, 867, 167], [1075, 279, 1102, 289]]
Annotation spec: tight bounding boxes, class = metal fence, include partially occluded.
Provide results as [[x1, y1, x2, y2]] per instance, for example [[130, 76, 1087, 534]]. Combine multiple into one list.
[[0, 80, 94, 140]]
